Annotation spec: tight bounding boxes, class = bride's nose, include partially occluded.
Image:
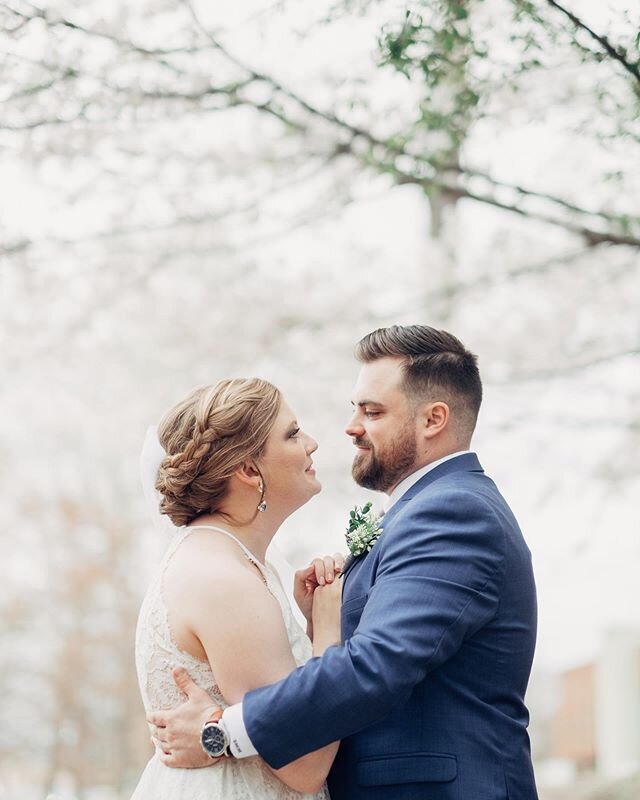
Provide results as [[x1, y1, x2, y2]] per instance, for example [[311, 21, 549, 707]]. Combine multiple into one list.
[[305, 435, 318, 455]]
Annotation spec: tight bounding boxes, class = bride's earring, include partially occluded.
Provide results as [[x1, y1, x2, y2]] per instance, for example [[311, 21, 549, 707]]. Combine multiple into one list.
[[257, 483, 267, 513]]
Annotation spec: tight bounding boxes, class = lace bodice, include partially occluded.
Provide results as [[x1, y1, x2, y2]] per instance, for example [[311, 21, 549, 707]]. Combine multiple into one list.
[[132, 525, 328, 800]]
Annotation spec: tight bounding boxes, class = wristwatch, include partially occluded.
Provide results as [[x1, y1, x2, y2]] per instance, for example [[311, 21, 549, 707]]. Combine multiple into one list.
[[201, 712, 231, 759]]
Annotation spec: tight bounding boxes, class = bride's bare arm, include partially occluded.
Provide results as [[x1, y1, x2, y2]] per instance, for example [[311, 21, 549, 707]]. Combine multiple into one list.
[[162, 557, 340, 793]]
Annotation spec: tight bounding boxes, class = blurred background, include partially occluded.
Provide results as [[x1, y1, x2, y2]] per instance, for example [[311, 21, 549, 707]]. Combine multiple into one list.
[[1, 0, 639, 797]]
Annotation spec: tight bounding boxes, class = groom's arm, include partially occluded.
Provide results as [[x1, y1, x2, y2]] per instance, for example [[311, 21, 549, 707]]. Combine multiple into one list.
[[238, 488, 505, 768]]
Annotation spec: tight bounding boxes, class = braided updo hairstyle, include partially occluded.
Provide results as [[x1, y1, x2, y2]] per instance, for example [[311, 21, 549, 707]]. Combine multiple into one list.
[[155, 378, 281, 527]]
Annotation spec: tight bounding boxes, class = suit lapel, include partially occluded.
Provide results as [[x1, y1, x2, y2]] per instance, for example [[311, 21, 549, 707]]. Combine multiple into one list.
[[389, 452, 484, 513], [342, 552, 363, 581], [341, 453, 483, 589]]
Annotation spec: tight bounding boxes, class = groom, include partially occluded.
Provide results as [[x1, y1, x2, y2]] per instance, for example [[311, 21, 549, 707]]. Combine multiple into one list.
[[149, 325, 538, 799]]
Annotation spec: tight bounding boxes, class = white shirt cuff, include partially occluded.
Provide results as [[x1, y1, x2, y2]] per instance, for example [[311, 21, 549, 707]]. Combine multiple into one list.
[[221, 702, 258, 759]]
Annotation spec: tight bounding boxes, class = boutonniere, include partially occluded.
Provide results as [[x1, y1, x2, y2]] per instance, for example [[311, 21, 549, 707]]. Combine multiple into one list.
[[345, 501, 383, 558]]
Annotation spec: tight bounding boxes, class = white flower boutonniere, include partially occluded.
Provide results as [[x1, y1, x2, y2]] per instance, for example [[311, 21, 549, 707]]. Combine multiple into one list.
[[345, 501, 383, 558]]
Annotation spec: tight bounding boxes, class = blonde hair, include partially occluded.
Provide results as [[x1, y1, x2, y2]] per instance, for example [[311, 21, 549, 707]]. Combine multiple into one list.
[[155, 378, 281, 527]]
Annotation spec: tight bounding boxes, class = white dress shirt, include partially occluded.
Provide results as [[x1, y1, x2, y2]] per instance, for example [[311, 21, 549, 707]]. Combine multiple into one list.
[[382, 450, 471, 513], [220, 450, 472, 758]]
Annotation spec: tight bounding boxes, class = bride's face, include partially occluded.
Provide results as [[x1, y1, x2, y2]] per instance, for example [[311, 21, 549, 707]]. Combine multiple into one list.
[[258, 398, 321, 510]]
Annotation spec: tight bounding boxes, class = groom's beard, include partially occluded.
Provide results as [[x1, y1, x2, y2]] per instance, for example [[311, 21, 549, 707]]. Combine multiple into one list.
[[351, 425, 417, 493]]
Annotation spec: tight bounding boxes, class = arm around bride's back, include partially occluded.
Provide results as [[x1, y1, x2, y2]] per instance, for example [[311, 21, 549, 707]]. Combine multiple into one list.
[[168, 553, 339, 794]]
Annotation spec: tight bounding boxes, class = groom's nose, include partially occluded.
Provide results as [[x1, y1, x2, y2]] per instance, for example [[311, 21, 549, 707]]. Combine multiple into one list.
[[345, 415, 364, 438]]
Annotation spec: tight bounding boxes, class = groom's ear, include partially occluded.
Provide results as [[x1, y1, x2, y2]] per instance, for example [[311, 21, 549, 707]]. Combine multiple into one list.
[[421, 401, 450, 439], [233, 460, 261, 488]]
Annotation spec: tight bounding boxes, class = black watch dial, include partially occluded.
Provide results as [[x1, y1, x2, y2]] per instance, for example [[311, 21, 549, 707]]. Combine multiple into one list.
[[202, 723, 228, 757]]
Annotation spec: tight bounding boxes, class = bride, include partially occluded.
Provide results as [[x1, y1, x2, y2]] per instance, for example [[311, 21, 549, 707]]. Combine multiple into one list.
[[131, 378, 343, 799]]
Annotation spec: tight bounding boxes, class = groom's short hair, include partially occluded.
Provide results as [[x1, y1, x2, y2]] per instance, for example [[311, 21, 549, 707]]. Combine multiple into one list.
[[355, 325, 482, 439]]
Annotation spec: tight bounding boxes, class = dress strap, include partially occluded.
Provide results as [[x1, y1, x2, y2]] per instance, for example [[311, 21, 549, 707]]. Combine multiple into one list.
[[185, 524, 270, 581], [161, 526, 191, 565]]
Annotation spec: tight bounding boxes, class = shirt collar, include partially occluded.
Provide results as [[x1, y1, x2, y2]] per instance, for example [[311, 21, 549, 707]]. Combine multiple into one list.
[[382, 450, 472, 513]]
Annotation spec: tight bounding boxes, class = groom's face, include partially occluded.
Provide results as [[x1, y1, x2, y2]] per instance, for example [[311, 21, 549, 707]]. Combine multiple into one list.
[[346, 357, 418, 494]]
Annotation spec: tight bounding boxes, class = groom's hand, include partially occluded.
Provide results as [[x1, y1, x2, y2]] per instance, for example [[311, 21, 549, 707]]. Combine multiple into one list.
[[147, 666, 221, 768]]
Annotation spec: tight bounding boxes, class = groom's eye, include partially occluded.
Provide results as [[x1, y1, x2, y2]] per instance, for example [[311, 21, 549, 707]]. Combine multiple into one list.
[[364, 411, 380, 418]]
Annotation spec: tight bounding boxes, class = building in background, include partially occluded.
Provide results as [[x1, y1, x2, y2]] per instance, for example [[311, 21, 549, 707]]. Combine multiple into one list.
[[550, 663, 596, 772], [595, 629, 640, 780], [542, 627, 640, 785]]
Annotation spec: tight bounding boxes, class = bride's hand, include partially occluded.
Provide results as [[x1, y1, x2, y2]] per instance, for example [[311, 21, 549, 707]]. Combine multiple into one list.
[[294, 553, 345, 622], [311, 575, 343, 655]]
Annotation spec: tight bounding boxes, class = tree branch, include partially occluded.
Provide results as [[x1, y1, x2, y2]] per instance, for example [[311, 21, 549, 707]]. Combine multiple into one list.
[[0, 238, 29, 255], [3, 0, 637, 249], [0, 105, 92, 129], [494, 346, 640, 383], [182, 0, 378, 142], [438, 163, 634, 226], [180, 0, 639, 245], [373, 248, 639, 323], [544, 0, 640, 86], [494, 414, 640, 431], [3, 2, 215, 57], [425, 248, 590, 300], [3, 158, 333, 251], [0, 67, 78, 102], [392, 171, 640, 249]]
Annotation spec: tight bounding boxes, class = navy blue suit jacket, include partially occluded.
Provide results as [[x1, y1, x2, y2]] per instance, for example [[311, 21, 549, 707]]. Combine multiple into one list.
[[243, 453, 538, 799]]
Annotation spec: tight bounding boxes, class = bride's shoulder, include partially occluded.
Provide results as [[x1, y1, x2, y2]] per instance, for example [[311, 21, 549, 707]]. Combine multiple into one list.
[[165, 543, 278, 636], [165, 533, 264, 600]]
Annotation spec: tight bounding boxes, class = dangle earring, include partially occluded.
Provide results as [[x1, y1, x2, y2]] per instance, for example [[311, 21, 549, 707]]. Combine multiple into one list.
[[257, 482, 267, 513]]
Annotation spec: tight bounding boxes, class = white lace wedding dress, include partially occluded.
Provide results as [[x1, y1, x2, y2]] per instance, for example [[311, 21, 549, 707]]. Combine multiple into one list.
[[130, 525, 330, 800]]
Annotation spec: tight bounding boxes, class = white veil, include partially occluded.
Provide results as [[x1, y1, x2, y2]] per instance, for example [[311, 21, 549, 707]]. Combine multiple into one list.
[[139, 426, 305, 627]]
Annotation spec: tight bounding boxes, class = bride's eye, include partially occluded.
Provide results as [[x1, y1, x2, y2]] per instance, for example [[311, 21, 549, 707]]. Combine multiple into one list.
[[289, 427, 300, 438]]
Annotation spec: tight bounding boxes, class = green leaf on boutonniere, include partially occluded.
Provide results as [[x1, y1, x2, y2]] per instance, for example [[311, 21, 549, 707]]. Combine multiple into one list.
[[345, 501, 383, 558]]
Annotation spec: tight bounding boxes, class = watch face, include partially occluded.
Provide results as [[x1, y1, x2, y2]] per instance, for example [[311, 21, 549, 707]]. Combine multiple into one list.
[[202, 723, 227, 757]]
